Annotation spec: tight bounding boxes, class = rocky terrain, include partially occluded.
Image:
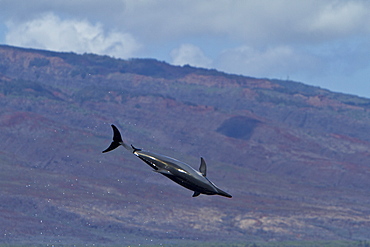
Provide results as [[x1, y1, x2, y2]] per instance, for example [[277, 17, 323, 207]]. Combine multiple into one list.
[[0, 45, 370, 246]]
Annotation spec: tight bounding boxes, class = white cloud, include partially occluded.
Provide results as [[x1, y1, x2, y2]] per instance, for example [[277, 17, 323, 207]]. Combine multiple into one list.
[[307, 1, 370, 37], [0, 0, 125, 26], [170, 44, 212, 68], [215, 45, 322, 79], [2, 1, 370, 97], [5, 12, 140, 58], [121, 0, 370, 46], [4, 1, 370, 50]]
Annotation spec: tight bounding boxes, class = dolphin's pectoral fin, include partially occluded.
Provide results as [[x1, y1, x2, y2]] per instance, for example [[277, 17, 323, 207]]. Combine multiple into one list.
[[192, 191, 201, 197], [154, 168, 173, 175], [199, 157, 207, 177]]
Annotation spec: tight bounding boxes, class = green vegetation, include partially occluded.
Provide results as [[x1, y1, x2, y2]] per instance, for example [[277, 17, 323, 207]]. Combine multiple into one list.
[[128, 241, 370, 247], [0, 79, 60, 100], [331, 92, 370, 107], [3, 240, 368, 247], [29, 57, 50, 67], [256, 88, 310, 108], [272, 79, 325, 97]]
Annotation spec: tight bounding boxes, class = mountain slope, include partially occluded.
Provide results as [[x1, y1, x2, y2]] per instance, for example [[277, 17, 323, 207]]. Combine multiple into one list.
[[0, 45, 370, 245]]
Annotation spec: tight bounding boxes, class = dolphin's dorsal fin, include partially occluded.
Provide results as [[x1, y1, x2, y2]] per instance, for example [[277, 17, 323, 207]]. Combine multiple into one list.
[[199, 157, 207, 177], [192, 191, 201, 197]]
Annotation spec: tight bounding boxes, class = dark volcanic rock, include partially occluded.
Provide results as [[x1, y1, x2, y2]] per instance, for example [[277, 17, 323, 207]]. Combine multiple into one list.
[[217, 116, 261, 140]]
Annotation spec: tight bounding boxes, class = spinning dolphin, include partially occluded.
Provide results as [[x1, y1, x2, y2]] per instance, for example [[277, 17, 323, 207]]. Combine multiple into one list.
[[102, 125, 232, 198]]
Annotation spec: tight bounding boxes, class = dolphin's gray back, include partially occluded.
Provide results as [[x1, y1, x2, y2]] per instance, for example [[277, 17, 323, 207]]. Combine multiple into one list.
[[135, 150, 202, 177], [135, 150, 221, 194]]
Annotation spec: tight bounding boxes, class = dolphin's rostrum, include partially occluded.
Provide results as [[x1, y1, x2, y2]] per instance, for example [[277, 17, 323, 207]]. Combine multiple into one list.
[[102, 125, 232, 198]]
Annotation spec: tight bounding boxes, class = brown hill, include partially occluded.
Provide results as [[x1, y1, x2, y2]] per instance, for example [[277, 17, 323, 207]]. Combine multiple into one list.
[[0, 45, 370, 246]]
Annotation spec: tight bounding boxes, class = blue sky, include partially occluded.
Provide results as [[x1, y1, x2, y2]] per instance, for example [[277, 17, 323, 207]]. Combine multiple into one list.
[[1, 0, 370, 98]]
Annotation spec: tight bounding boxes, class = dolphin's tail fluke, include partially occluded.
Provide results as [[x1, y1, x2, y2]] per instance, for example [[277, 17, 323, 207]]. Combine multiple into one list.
[[102, 124, 133, 153]]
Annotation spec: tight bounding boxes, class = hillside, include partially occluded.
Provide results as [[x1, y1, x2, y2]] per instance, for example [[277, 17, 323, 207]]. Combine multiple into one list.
[[0, 44, 370, 246]]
